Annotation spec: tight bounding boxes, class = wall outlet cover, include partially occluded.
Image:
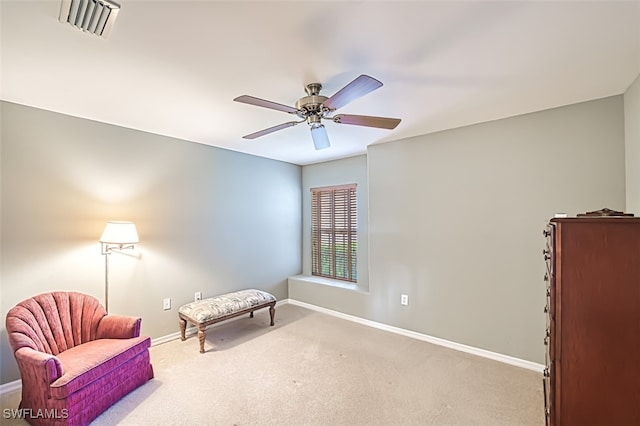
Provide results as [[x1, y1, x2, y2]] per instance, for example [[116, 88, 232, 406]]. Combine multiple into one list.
[[401, 294, 409, 306]]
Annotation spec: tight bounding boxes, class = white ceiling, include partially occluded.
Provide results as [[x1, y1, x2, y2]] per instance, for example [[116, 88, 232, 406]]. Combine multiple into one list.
[[2, 1, 639, 166]]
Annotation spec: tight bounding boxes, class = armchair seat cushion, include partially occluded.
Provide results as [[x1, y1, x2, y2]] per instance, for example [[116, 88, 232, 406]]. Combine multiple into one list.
[[51, 336, 151, 399]]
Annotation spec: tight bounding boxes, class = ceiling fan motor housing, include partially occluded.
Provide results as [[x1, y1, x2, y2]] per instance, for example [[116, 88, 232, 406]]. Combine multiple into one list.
[[296, 95, 329, 111]]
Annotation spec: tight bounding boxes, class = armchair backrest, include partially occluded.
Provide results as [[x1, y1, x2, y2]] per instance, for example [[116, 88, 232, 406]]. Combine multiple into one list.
[[5, 291, 107, 356]]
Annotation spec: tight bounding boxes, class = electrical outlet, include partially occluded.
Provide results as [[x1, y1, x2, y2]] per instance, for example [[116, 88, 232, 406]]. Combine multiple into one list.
[[163, 298, 171, 310], [401, 294, 409, 306], [195, 292, 202, 302]]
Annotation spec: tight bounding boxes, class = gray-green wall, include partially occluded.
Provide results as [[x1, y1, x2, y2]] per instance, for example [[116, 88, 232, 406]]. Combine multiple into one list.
[[625, 74, 640, 213], [291, 95, 626, 364], [1, 89, 635, 384], [0, 102, 302, 383]]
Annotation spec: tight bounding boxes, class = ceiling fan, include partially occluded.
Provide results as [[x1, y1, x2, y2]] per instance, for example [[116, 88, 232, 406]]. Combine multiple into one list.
[[233, 74, 401, 150]]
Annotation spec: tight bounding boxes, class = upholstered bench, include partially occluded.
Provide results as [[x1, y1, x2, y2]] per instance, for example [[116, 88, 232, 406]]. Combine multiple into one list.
[[178, 289, 276, 353]]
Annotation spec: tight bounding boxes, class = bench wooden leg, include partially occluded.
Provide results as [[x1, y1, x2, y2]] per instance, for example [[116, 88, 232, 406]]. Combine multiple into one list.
[[269, 304, 275, 326], [179, 318, 187, 341], [198, 325, 206, 354]]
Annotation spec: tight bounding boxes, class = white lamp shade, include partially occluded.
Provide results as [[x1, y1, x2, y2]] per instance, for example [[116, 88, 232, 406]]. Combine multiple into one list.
[[100, 221, 139, 244]]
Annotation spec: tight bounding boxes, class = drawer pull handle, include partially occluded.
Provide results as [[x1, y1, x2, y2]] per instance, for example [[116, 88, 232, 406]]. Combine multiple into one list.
[[544, 273, 549, 282], [543, 229, 551, 237], [543, 367, 550, 378], [543, 379, 550, 426], [545, 408, 550, 426]]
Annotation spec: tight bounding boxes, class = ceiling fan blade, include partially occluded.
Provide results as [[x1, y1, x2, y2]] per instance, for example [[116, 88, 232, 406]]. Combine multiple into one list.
[[234, 95, 299, 114], [310, 125, 331, 150], [323, 75, 383, 111], [332, 114, 401, 130], [242, 121, 300, 139]]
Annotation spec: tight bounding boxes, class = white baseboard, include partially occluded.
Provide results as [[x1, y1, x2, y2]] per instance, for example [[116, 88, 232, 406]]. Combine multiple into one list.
[[0, 378, 21, 396], [0, 298, 541, 396], [287, 299, 545, 373], [168, 298, 543, 373]]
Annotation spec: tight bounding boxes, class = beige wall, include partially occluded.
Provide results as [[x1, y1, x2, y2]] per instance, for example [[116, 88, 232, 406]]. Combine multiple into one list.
[[625, 73, 640, 214], [292, 96, 626, 364], [0, 102, 302, 383]]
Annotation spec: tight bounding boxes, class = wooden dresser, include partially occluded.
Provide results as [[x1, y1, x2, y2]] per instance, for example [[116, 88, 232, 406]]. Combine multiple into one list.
[[542, 210, 640, 426]]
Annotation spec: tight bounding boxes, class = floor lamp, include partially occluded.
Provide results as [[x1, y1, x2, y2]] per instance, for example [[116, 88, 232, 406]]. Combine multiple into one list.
[[100, 221, 139, 313]]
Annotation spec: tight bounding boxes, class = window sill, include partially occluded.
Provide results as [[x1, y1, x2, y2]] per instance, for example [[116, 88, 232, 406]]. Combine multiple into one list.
[[288, 275, 369, 294]]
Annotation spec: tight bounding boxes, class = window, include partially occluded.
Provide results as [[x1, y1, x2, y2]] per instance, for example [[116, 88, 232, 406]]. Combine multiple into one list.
[[311, 184, 357, 282]]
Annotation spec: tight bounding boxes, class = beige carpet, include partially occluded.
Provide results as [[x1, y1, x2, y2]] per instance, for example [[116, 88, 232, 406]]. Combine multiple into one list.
[[1, 304, 544, 425]]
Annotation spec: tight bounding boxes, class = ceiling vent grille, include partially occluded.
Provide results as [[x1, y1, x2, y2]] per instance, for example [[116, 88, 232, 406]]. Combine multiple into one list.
[[58, 0, 121, 38]]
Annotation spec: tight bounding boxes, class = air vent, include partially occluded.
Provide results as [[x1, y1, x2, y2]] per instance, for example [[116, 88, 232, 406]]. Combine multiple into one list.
[[58, 0, 121, 38]]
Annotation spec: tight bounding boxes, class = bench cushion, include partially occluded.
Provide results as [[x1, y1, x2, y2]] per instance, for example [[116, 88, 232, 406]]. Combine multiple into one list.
[[178, 289, 276, 323]]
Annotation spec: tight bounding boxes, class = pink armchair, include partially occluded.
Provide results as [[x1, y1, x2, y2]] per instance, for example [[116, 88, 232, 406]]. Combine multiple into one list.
[[5, 291, 154, 426]]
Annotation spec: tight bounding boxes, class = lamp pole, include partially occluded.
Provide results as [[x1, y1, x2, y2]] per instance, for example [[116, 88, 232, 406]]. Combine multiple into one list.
[[99, 221, 139, 314], [104, 249, 111, 313]]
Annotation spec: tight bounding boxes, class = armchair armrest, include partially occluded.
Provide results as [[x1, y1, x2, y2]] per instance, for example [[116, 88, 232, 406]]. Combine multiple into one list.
[[96, 315, 141, 339], [14, 347, 63, 394]]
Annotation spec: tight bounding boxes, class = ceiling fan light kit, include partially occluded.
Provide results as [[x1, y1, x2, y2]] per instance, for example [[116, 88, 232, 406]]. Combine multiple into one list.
[[234, 74, 401, 150], [310, 125, 330, 151], [58, 0, 121, 38]]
